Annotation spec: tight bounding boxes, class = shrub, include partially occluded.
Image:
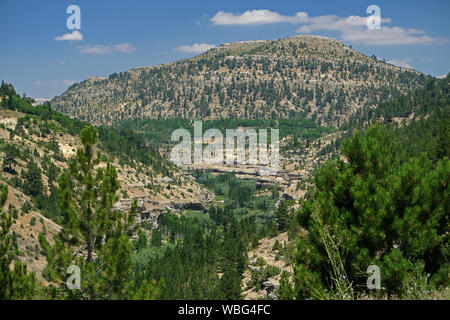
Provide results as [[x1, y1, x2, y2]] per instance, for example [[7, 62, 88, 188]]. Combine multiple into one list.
[[8, 204, 19, 220], [265, 265, 281, 278], [254, 257, 266, 267], [21, 201, 32, 214], [272, 240, 282, 252]]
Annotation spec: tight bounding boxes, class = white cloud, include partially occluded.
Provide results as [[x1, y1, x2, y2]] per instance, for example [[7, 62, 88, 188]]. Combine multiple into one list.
[[436, 74, 447, 79], [59, 79, 76, 86], [387, 58, 413, 69], [295, 15, 391, 33], [113, 43, 136, 52], [54, 30, 84, 41], [80, 43, 136, 54], [176, 43, 216, 53], [295, 14, 447, 45], [342, 26, 446, 45], [211, 9, 447, 45], [80, 44, 112, 54], [211, 10, 308, 25], [299, 15, 448, 45]]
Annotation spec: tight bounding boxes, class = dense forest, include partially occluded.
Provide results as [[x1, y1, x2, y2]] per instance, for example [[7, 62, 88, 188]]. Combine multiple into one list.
[[291, 75, 449, 299], [321, 74, 450, 162], [118, 117, 332, 152], [132, 171, 283, 299], [1, 70, 449, 299], [294, 124, 448, 299]]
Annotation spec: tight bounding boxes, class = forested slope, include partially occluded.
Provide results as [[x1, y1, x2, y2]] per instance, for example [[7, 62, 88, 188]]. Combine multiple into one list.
[[50, 36, 426, 126]]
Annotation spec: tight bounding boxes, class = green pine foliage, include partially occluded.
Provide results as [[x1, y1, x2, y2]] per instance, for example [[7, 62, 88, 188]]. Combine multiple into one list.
[[326, 74, 450, 161], [131, 211, 249, 299], [118, 117, 332, 149], [0, 184, 37, 299], [346, 73, 449, 128], [276, 200, 295, 232], [22, 162, 44, 197], [129, 173, 280, 300], [39, 126, 162, 299], [0, 82, 173, 177], [0, 58, 447, 300], [294, 124, 449, 299]]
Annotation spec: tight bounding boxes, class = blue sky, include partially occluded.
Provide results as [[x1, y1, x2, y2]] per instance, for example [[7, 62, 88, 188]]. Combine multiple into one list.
[[0, 0, 449, 99]]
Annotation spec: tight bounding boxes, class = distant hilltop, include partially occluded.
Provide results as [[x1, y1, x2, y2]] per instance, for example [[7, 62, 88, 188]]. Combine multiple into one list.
[[220, 39, 267, 46], [50, 35, 425, 126]]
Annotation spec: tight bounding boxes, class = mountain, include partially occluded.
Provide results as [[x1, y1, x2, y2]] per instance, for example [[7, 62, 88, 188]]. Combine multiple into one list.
[[1, 47, 448, 301], [319, 74, 450, 162], [354, 74, 450, 161], [0, 84, 212, 282], [50, 35, 427, 126]]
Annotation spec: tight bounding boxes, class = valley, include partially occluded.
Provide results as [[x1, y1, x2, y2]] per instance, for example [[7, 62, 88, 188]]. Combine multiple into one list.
[[0, 34, 448, 300]]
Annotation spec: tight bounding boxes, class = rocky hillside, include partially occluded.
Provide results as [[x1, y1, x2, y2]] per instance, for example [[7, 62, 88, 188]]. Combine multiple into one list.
[[0, 90, 213, 282], [51, 35, 426, 126]]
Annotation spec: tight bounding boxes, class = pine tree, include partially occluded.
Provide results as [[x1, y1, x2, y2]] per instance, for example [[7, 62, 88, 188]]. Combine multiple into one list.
[[436, 118, 450, 159], [150, 229, 162, 247], [40, 126, 160, 299], [219, 269, 241, 299], [2, 149, 17, 175], [275, 200, 294, 232], [294, 124, 449, 298], [135, 229, 148, 251], [277, 271, 295, 300], [22, 162, 43, 197], [1, 92, 6, 109], [0, 184, 36, 299]]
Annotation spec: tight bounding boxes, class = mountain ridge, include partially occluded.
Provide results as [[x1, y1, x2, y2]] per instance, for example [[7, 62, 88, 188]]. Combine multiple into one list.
[[50, 35, 427, 126]]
